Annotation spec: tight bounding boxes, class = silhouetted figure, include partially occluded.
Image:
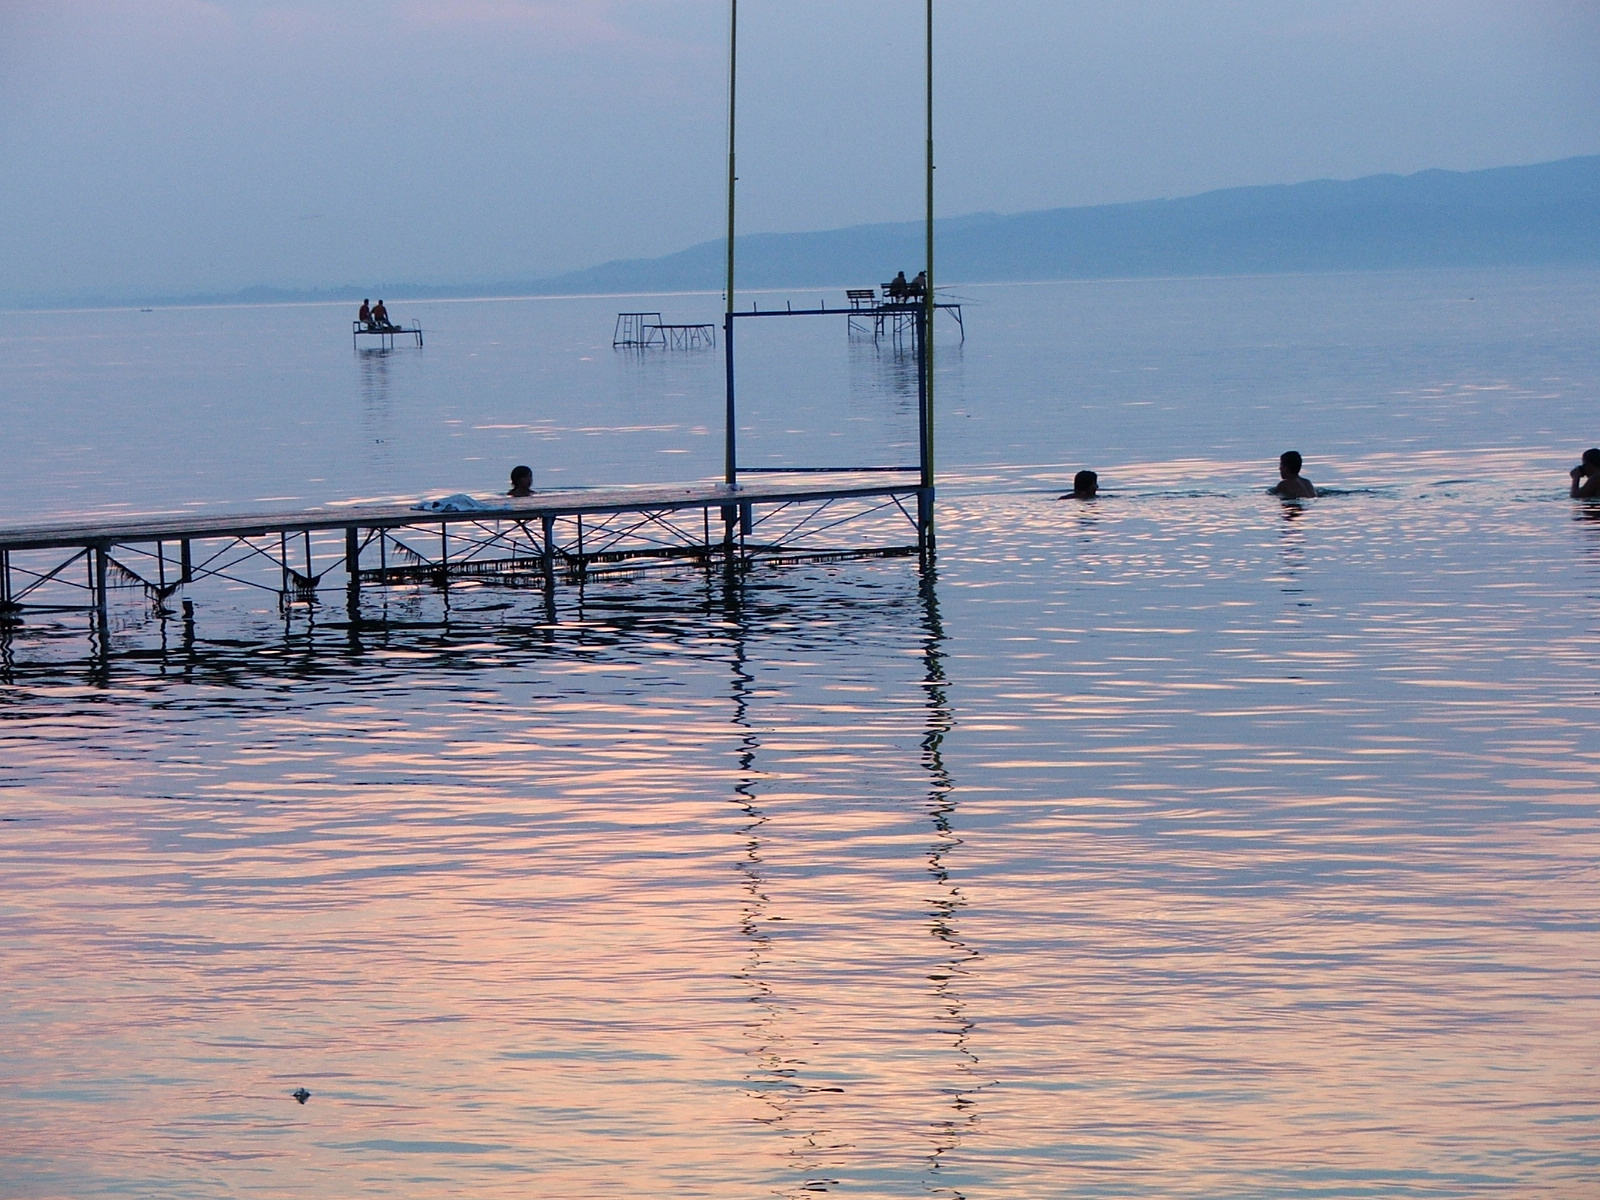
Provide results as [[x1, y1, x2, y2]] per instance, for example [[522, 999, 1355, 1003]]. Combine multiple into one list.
[[909, 270, 927, 300], [1061, 469, 1098, 499], [508, 464, 534, 497], [1270, 450, 1316, 498], [371, 299, 391, 329], [888, 271, 909, 302], [1571, 448, 1600, 498], [358, 298, 372, 328]]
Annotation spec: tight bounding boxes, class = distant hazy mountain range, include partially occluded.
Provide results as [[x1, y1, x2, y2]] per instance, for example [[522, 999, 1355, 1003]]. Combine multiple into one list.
[[534, 154, 1600, 295], [45, 155, 1600, 309]]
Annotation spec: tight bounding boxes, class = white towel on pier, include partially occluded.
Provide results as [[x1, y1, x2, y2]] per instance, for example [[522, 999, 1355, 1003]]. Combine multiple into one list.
[[411, 493, 497, 513]]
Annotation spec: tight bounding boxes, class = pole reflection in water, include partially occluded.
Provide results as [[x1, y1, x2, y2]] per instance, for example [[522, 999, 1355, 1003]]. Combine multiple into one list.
[[847, 332, 964, 426], [726, 572, 816, 1190], [723, 562, 981, 1198], [915, 564, 982, 1196]]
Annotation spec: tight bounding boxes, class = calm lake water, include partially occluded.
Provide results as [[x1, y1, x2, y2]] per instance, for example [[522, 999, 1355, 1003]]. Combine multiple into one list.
[[3, 270, 1599, 1197]]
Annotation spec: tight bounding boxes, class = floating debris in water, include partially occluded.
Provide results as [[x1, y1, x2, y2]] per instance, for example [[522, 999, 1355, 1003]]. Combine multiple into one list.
[[292, 1088, 310, 1104]]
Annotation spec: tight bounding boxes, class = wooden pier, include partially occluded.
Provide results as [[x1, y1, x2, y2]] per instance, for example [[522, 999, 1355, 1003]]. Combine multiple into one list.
[[0, 475, 930, 635]]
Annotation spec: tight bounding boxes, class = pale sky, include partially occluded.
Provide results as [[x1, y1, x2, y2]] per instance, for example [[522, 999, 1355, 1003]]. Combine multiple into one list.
[[1, 0, 1596, 302]]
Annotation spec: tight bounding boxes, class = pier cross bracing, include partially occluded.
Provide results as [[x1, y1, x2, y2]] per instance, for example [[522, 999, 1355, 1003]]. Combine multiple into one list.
[[0, 477, 929, 636], [846, 293, 964, 343], [613, 312, 718, 349]]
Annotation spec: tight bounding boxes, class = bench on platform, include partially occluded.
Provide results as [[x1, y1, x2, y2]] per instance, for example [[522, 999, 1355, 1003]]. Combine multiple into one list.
[[879, 282, 924, 306]]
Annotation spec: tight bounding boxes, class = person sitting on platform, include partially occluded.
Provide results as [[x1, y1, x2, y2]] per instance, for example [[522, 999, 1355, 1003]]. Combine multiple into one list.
[[358, 298, 372, 328], [508, 464, 534, 497], [1269, 450, 1317, 498], [887, 271, 909, 302], [1060, 469, 1098, 500], [909, 271, 927, 300], [371, 299, 391, 329], [1570, 448, 1600, 499]]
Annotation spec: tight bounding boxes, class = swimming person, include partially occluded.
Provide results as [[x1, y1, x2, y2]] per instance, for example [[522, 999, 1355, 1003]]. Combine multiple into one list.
[[1061, 469, 1098, 499], [1269, 450, 1316, 498], [1570, 448, 1600, 499], [358, 298, 372, 327], [508, 465, 534, 497]]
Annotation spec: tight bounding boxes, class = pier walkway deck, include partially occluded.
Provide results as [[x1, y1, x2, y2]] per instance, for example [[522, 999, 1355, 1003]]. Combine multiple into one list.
[[0, 475, 931, 629]]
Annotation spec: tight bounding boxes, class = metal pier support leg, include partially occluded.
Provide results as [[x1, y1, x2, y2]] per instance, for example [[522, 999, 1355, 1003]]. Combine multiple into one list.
[[541, 514, 557, 622], [540, 514, 556, 589], [180, 539, 192, 584], [345, 526, 361, 620], [918, 487, 935, 556], [0, 549, 11, 611], [93, 544, 110, 634], [721, 505, 737, 548]]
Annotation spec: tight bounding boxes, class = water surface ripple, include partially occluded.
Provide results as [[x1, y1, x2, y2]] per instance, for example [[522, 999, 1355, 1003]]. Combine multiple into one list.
[[3, 271, 1599, 1197]]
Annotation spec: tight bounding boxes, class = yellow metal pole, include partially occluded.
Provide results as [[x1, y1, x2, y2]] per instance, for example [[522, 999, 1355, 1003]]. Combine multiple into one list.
[[725, 0, 738, 315], [723, 0, 739, 488], [923, 0, 935, 493]]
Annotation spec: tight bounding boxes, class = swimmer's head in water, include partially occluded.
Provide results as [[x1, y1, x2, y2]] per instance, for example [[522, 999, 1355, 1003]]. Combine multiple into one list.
[[1072, 470, 1098, 496], [1280, 450, 1304, 476]]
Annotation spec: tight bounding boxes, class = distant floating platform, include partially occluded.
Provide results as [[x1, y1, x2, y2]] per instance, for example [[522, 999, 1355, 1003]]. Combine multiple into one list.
[[845, 288, 963, 342], [352, 320, 423, 349], [614, 311, 716, 350]]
